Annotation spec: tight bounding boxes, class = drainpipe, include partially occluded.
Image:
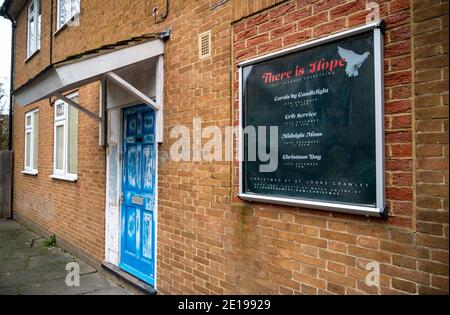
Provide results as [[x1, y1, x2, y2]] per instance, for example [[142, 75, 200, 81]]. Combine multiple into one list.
[[49, 0, 53, 65], [48, 0, 54, 109]]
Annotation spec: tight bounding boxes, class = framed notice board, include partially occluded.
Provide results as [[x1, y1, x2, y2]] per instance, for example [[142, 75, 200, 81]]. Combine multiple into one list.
[[238, 22, 387, 217]]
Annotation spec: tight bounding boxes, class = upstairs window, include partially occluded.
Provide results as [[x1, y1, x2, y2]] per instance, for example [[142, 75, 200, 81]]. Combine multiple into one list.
[[27, 0, 41, 58], [52, 93, 78, 181], [24, 109, 39, 174], [57, 0, 80, 30]]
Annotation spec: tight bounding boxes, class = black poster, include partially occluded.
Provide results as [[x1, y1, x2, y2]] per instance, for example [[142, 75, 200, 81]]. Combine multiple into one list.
[[242, 31, 379, 208]]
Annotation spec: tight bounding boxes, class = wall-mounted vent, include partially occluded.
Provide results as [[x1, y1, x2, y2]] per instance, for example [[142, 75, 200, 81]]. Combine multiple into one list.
[[199, 31, 212, 59]]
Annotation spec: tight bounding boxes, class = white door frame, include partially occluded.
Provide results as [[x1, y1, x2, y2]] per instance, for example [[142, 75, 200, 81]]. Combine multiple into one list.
[[105, 101, 159, 289], [104, 54, 163, 289]]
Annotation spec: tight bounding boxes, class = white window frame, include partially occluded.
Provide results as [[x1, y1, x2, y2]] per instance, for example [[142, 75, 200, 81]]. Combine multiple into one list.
[[56, 0, 80, 31], [51, 92, 78, 182], [23, 109, 39, 175], [27, 0, 41, 59]]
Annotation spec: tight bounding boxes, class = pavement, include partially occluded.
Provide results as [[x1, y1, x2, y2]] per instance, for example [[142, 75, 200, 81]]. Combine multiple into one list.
[[0, 219, 133, 295]]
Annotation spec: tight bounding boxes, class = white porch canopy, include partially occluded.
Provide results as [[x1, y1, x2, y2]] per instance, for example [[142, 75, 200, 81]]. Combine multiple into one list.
[[14, 33, 167, 143]]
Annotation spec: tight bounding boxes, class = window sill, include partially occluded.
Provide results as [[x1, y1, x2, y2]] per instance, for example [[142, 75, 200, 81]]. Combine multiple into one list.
[[25, 49, 40, 63], [50, 174, 78, 182], [22, 170, 38, 176], [54, 13, 80, 37], [53, 23, 68, 37]]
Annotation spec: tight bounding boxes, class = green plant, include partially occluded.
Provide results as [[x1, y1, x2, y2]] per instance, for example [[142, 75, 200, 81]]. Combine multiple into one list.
[[43, 235, 57, 248]]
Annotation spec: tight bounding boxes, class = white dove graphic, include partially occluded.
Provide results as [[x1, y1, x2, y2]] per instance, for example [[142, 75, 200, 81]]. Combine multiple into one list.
[[337, 46, 370, 78]]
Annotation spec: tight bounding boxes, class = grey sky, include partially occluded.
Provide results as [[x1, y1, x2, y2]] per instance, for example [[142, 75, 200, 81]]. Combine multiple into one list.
[[0, 0, 11, 79]]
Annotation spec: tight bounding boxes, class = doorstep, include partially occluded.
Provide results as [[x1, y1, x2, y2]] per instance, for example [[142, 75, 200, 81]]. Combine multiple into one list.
[[101, 262, 157, 295]]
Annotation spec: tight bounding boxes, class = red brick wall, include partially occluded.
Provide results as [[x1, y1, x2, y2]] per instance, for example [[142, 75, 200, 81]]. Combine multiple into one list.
[[14, 0, 52, 89], [230, 0, 448, 294], [14, 0, 197, 89], [11, 0, 448, 295], [13, 83, 106, 262], [154, 2, 233, 294], [233, 0, 415, 229], [413, 0, 449, 294], [12, 0, 235, 294]]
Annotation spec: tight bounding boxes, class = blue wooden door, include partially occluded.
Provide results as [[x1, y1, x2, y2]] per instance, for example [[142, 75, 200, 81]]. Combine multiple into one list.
[[120, 105, 156, 286]]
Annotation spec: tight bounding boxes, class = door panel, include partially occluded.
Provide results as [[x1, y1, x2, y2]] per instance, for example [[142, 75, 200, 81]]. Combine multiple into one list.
[[120, 105, 156, 286]]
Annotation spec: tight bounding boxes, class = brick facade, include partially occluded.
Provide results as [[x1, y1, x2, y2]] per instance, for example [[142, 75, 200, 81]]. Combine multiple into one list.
[[9, 0, 448, 294], [413, 0, 449, 294], [13, 83, 106, 262]]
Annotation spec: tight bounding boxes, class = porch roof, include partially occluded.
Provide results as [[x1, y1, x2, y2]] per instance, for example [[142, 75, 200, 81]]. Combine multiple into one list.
[[14, 32, 167, 107]]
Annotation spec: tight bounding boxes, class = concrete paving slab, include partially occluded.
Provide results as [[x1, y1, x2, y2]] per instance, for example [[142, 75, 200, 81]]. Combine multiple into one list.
[[0, 219, 133, 295], [86, 287, 133, 295], [27, 253, 75, 270], [4, 245, 50, 259], [0, 286, 21, 295], [0, 220, 21, 232], [0, 266, 68, 288], [76, 260, 98, 275], [20, 273, 113, 295], [0, 235, 36, 250], [0, 247, 8, 259], [0, 257, 26, 273]]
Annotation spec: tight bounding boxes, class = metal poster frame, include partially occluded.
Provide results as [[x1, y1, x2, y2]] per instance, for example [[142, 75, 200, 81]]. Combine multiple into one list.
[[238, 21, 387, 217]]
